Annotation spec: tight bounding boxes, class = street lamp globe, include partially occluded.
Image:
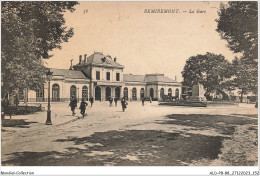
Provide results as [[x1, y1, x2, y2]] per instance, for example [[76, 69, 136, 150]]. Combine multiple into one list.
[[46, 69, 53, 82]]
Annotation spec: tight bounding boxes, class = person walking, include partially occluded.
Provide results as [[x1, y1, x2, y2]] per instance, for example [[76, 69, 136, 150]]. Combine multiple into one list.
[[149, 96, 152, 103], [109, 97, 113, 107], [89, 96, 94, 107], [141, 97, 145, 106], [114, 97, 118, 107], [69, 96, 77, 116], [79, 99, 88, 118], [121, 97, 127, 112]]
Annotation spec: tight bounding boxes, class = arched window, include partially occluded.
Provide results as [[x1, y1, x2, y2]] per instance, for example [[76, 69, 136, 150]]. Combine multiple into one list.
[[124, 87, 128, 100], [52, 84, 60, 102], [82, 86, 88, 101], [160, 88, 164, 100], [70, 85, 77, 99], [175, 88, 179, 99], [140, 88, 145, 99], [168, 88, 172, 97], [132, 87, 137, 101]]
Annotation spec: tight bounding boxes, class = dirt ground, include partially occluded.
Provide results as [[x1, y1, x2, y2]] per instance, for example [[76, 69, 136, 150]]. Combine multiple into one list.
[[1, 101, 258, 166]]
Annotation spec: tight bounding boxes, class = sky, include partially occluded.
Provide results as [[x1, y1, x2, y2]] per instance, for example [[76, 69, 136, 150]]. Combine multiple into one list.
[[46, 1, 239, 82]]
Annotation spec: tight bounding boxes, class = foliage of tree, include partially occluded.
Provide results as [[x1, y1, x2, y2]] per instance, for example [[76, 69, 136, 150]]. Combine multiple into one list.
[[216, 1, 257, 60], [1, 1, 78, 96], [222, 57, 258, 102], [216, 1, 258, 100], [182, 52, 232, 98]]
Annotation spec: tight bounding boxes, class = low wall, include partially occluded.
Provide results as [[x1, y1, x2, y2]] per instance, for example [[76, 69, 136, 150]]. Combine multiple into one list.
[[2, 105, 43, 115], [207, 101, 239, 107], [159, 101, 207, 107]]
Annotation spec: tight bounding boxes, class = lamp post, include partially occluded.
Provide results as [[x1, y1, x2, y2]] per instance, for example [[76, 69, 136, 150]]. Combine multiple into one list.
[[46, 69, 53, 125], [77, 87, 79, 102]]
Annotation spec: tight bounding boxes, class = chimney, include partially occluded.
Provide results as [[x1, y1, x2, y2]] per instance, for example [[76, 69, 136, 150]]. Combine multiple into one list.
[[84, 54, 87, 64], [114, 57, 117, 62], [79, 55, 82, 64], [69, 59, 73, 70], [175, 75, 177, 81]]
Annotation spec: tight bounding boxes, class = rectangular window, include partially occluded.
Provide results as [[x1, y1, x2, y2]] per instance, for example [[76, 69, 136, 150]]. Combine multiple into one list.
[[36, 88, 44, 102], [106, 72, 110, 80], [116, 73, 120, 81], [36, 89, 44, 98], [96, 71, 100, 80]]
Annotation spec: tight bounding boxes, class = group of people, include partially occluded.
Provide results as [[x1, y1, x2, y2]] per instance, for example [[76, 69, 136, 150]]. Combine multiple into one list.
[[108, 96, 132, 112], [108, 97, 118, 107], [69, 96, 131, 117], [2, 94, 148, 119], [69, 96, 94, 118]]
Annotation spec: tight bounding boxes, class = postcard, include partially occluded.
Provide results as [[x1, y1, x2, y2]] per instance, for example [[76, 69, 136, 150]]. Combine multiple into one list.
[[1, 1, 258, 175]]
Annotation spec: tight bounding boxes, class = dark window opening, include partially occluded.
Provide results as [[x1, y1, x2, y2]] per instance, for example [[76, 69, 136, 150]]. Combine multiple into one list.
[[96, 71, 100, 80], [116, 73, 120, 81], [106, 72, 110, 81]]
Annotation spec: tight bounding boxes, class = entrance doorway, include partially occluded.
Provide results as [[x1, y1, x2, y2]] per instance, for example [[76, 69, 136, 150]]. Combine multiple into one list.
[[132, 88, 137, 100], [140, 88, 144, 99], [168, 88, 172, 97], [52, 84, 60, 101], [124, 87, 128, 100], [95, 86, 101, 101], [82, 86, 88, 101], [105, 87, 111, 101], [160, 88, 164, 100], [150, 88, 154, 100], [115, 87, 120, 99], [70, 85, 77, 99], [175, 88, 179, 99], [36, 88, 44, 102]]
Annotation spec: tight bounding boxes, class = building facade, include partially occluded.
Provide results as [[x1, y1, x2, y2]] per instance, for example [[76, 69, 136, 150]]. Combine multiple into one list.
[[27, 52, 182, 102]]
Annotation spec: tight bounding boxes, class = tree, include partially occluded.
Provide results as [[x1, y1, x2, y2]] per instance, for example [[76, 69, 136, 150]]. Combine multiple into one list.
[[1, 1, 78, 97], [182, 52, 232, 99], [216, 1, 258, 100], [216, 1, 257, 60], [227, 57, 257, 102]]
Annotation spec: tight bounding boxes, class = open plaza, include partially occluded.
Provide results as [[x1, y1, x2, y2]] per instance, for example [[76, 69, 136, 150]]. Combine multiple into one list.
[[1, 101, 257, 166]]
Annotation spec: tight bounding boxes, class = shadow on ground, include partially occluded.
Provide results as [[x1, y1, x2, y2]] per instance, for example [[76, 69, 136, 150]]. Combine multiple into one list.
[[2, 114, 257, 166], [161, 114, 257, 135], [2, 130, 225, 166], [1, 119, 37, 128]]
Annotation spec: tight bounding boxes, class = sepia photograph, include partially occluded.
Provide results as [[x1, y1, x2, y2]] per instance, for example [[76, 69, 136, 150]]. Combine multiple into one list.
[[1, 0, 258, 175]]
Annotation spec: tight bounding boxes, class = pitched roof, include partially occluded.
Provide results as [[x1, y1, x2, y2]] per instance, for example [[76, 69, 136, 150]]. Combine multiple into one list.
[[50, 68, 88, 79], [145, 74, 177, 83], [123, 74, 145, 82], [75, 52, 124, 68], [124, 73, 180, 84]]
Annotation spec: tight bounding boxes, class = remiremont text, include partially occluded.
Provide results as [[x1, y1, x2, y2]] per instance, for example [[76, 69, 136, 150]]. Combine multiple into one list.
[[144, 9, 206, 13], [144, 9, 180, 13]]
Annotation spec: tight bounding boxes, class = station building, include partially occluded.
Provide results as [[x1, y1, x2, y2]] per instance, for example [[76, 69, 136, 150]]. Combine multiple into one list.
[[27, 52, 182, 102]]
